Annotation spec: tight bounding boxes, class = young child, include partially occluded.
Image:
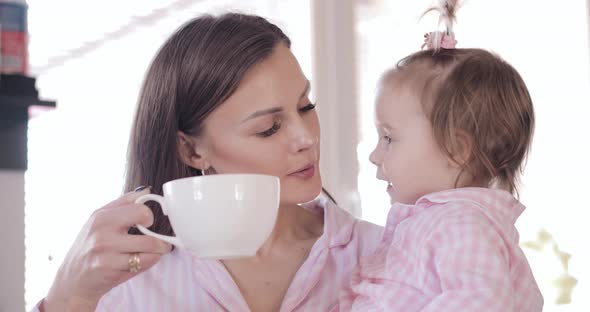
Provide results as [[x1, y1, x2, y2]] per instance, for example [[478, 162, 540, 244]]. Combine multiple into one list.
[[338, 1, 543, 311]]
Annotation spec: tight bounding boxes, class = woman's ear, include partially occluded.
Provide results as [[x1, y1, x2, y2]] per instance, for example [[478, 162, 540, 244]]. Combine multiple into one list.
[[177, 131, 209, 170]]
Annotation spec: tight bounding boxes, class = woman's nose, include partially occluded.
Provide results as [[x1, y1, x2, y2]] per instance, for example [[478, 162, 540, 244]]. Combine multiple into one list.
[[289, 120, 318, 154]]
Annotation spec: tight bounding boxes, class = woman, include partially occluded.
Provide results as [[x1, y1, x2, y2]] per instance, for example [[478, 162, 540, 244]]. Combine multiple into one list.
[[39, 13, 383, 311]]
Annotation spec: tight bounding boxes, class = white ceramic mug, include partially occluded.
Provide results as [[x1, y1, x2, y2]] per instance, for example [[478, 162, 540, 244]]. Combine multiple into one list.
[[135, 174, 280, 259]]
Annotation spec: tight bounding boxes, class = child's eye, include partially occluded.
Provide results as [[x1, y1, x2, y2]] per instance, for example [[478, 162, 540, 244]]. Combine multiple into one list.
[[382, 135, 392, 144], [299, 102, 316, 113], [258, 121, 281, 137]]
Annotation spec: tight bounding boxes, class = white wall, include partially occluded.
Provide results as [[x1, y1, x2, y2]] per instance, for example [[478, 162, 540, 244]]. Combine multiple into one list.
[[0, 170, 25, 312]]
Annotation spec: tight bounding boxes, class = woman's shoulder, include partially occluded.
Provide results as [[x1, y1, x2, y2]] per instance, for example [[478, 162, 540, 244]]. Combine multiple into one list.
[[309, 196, 383, 256], [354, 218, 384, 239], [349, 217, 384, 257]]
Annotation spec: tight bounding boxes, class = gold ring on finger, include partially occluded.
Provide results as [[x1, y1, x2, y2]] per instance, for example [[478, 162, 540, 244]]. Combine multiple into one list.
[[128, 253, 141, 273]]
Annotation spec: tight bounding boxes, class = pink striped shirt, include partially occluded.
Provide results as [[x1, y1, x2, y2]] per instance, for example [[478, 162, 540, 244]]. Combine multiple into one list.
[[338, 188, 543, 311], [35, 196, 383, 312]]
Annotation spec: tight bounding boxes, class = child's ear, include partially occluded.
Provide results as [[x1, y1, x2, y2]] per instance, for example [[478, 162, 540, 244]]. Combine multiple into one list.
[[448, 129, 472, 168], [177, 131, 210, 170]]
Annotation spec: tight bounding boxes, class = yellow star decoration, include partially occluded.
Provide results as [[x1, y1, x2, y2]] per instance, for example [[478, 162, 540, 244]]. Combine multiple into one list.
[[521, 229, 577, 304]]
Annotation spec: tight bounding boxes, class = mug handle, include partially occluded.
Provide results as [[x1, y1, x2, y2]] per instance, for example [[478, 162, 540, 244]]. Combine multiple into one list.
[[134, 194, 183, 248]]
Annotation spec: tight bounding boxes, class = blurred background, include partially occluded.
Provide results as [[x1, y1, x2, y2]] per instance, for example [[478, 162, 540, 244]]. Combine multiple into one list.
[[0, 0, 588, 311]]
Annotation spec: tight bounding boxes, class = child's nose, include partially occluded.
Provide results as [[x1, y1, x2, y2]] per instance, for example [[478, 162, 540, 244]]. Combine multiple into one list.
[[369, 147, 381, 166]]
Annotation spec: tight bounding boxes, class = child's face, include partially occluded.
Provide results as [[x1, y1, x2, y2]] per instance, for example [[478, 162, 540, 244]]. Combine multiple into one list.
[[369, 83, 462, 204]]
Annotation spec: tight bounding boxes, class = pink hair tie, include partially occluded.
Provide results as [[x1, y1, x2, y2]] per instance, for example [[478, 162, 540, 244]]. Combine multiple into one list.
[[421, 31, 458, 50]]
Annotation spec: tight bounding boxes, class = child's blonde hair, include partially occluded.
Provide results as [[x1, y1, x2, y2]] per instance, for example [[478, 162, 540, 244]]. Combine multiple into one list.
[[380, 3, 534, 196]]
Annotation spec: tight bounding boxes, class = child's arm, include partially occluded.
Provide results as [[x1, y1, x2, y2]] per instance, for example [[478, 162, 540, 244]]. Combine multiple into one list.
[[419, 209, 516, 311]]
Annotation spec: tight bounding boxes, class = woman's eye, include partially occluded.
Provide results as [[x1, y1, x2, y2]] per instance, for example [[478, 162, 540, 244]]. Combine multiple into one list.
[[258, 122, 281, 137], [299, 102, 316, 113]]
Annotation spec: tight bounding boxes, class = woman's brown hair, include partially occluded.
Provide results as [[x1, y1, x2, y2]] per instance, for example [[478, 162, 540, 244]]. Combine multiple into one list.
[[124, 13, 291, 236]]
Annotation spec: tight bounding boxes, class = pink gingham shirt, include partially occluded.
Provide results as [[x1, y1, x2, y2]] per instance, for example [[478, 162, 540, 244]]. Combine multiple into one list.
[[34, 196, 383, 312], [338, 188, 543, 312]]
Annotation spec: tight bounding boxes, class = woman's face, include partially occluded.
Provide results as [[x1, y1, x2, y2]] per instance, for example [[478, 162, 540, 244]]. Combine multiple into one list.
[[191, 44, 322, 205]]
